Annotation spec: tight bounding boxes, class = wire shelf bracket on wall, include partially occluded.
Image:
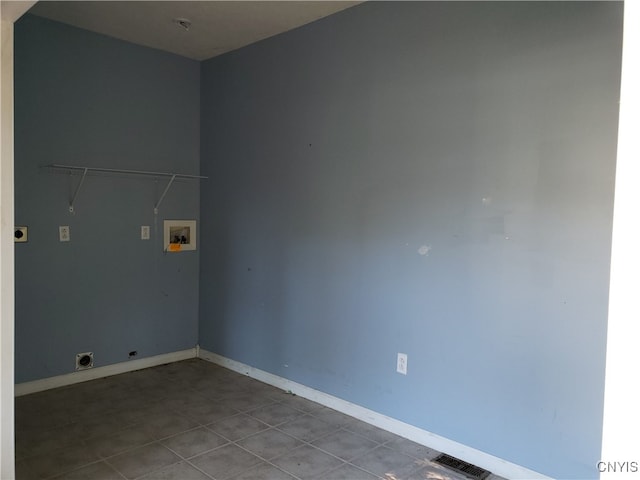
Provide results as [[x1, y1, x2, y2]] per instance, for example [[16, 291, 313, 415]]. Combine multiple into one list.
[[46, 164, 207, 214]]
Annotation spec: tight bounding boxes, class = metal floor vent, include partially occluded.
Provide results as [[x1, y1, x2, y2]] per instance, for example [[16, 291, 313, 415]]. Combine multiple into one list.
[[433, 453, 491, 480]]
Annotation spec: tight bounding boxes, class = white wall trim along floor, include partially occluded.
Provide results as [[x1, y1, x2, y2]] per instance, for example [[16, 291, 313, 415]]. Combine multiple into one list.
[[14, 348, 197, 396]]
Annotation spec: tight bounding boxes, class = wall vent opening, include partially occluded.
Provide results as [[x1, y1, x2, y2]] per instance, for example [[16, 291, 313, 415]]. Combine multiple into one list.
[[75, 352, 94, 370], [433, 453, 491, 480]]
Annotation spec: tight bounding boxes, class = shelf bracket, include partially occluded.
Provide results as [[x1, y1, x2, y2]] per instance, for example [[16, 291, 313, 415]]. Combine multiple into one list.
[[154, 174, 177, 214], [69, 167, 88, 214], [47, 165, 206, 214]]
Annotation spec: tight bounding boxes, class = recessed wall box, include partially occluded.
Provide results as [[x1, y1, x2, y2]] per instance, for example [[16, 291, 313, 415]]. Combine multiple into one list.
[[15, 226, 28, 243], [75, 352, 94, 370]]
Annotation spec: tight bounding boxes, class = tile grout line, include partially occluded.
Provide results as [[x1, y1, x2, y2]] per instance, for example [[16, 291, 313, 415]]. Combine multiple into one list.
[[226, 441, 304, 480], [101, 458, 129, 480], [149, 441, 217, 480]]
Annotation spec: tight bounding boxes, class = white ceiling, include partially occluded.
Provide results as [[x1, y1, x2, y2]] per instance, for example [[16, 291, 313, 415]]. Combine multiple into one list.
[[28, 1, 361, 61]]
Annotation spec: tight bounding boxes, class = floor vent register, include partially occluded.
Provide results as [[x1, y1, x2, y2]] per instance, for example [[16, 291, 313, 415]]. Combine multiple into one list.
[[433, 453, 491, 480]]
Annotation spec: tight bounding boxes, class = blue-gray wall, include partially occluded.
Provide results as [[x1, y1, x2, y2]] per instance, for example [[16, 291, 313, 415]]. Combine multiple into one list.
[[14, 3, 622, 478], [199, 2, 622, 478], [14, 15, 201, 383]]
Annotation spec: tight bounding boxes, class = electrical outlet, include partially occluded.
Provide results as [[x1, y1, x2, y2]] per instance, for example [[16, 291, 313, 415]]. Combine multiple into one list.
[[141, 226, 150, 240], [59, 226, 70, 242], [397, 353, 408, 375]]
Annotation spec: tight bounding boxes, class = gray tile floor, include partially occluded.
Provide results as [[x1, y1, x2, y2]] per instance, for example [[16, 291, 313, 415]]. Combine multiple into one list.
[[15, 359, 501, 480]]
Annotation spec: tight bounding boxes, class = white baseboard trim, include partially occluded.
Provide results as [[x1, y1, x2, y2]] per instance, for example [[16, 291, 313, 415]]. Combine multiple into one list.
[[15, 348, 197, 397], [198, 349, 551, 480]]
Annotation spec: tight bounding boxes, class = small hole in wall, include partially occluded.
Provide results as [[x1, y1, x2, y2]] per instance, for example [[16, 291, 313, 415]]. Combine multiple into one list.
[[75, 352, 93, 370], [129, 351, 137, 358]]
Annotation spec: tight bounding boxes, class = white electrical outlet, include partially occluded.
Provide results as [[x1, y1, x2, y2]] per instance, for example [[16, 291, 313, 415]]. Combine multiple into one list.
[[397, 353, 408, 375], [141, 226, 150, 240], [59, 226, 70, 242]]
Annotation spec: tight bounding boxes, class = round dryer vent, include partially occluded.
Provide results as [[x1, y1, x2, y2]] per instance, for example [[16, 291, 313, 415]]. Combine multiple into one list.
[[75, 352, 94, 370]]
